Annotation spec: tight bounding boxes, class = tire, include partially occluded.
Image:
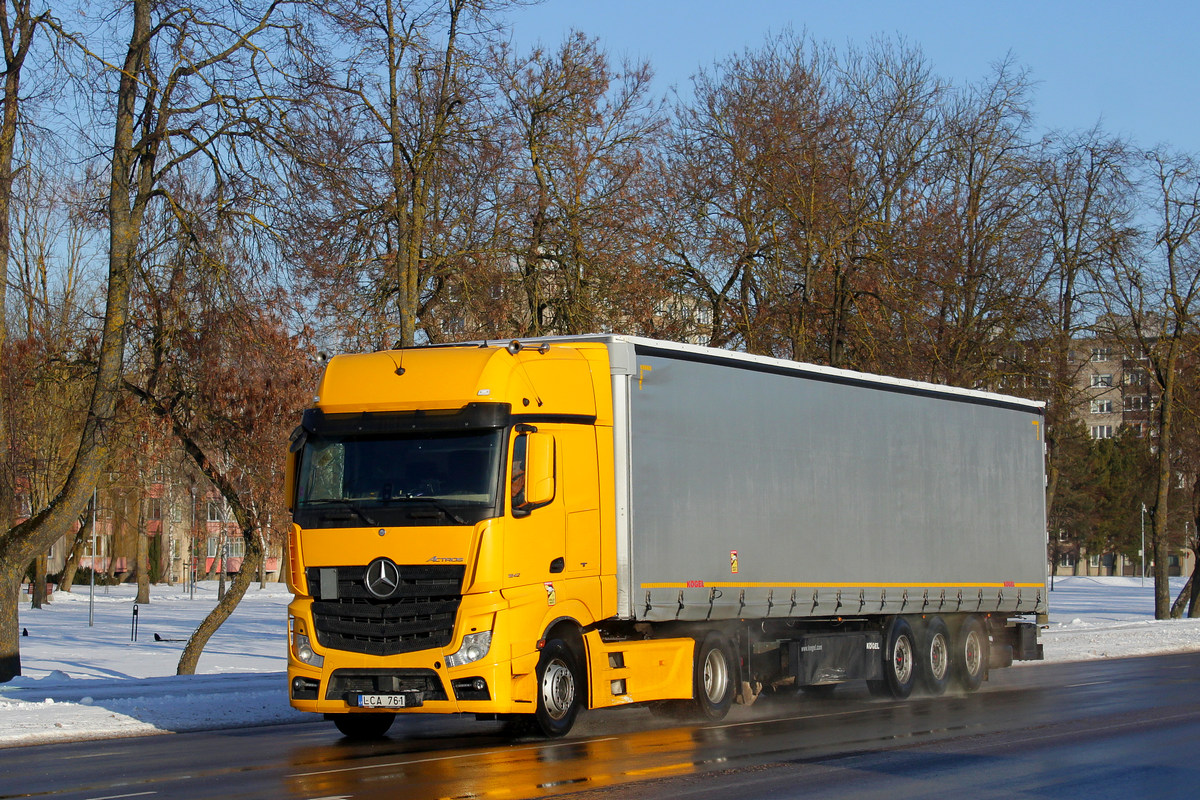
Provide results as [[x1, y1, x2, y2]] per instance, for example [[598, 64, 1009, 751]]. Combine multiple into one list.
[[918, 616, 951, 696], [331, 712, 395, 739], [533, 638, 583, 737], [953, 615, 988, 692], [866, 617, 916, 699], [692, 632, 736, 720]]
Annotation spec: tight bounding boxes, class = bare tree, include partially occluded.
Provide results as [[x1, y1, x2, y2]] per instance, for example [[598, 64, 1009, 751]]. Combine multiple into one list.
[[1033, 127, 1136, 554], [125, 165, 316, 673], [1098, 147, 1200, 618], [910, 58, 1046, 388], [0, 0, 53, 544], [494, 31, 665, 336], [0, 0, 291, 682], [284, 0, 509, 349], [660, 30, 845, 355]]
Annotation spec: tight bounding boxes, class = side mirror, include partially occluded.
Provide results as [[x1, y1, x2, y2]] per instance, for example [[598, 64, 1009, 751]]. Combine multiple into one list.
[[514, 432, 556, 512], [284, 450, 299, 513]]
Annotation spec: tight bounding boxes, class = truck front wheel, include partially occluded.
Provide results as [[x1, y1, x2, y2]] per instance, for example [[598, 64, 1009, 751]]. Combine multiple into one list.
[[953, 616, 988, 692], [330, 712, 395, 739], [533, 638, 583, 737]]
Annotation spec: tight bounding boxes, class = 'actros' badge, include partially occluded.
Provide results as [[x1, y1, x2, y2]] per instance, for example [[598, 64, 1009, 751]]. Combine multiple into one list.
[[364, 557, 401, 599]]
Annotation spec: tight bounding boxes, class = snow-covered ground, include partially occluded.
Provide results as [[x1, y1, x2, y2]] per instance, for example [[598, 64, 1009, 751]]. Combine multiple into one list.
[[3, 576, 1200, 748]]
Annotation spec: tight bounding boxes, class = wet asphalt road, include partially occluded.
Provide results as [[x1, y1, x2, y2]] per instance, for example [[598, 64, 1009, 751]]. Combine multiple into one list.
[[3, 652, 1199, 799]]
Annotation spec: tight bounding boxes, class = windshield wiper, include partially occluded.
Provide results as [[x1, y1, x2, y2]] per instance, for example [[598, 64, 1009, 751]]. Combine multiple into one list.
[[307, 498, 377, 526], [393, 496, 470, 525]]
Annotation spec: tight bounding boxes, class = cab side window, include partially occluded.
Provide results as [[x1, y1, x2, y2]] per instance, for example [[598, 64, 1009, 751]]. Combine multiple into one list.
[[510, 433, 527, 509]]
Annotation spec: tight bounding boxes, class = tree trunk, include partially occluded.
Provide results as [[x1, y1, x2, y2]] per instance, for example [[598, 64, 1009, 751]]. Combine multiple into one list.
[[0, 0, 147, 682], [1153, 344, 1178, 620], [0, 570, 19, 678], [30, 555, 47, 608], [1171, 572, 1193, 618], [177, 530, 262, 675], [58, 498, 96, 592], [58, 520, 91, 593], [135, 502, 150, 604]]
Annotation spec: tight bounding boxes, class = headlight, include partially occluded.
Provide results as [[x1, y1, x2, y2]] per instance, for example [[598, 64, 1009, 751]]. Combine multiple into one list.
[[445, 630, 492, 668], [294, 633, 323, 667], [290, 617, 324, 668]]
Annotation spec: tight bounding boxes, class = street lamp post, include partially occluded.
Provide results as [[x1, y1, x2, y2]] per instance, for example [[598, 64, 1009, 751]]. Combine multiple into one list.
[[1141, 502, 1147, 588]]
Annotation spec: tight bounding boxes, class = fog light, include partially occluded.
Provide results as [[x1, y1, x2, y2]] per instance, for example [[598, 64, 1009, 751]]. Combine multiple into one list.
[[452, 676, 491, 701], [292, 676, 320, 700]]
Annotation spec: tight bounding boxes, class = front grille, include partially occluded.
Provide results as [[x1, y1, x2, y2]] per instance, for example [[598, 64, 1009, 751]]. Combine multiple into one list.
[[326, 668, 448, 702], [307, 564, 466, 657]]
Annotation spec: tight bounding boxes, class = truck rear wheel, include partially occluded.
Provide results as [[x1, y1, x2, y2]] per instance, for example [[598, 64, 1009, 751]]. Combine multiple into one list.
[[918, 616, 951, 695], [533, 638, 583, 737], [867, 616, 916, 699], [953, 615, 988, 692], [330, 712, 395, 739]]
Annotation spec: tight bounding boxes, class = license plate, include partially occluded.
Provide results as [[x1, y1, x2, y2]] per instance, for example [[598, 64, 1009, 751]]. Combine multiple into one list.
[[355, 693, 421, 709]]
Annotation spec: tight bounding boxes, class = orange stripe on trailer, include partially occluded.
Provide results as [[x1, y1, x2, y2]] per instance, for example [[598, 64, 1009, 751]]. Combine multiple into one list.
[[640, 581, 1045, 590]]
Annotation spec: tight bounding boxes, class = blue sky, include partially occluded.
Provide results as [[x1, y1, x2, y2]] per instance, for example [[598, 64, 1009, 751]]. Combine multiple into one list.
[[508, 0, 1200, 154]]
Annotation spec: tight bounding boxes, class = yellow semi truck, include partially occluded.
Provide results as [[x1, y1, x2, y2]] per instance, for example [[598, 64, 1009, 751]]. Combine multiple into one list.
[[286, 336, 1047, 738]]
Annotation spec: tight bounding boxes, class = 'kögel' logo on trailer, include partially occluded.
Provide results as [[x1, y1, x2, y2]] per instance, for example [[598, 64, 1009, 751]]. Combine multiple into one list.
[[364, 557, 401, 599]]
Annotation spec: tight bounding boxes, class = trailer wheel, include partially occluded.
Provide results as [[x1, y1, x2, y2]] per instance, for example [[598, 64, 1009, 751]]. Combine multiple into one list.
[[533, 638, 583, 737], [953, 615, 988, 692], [330, 712, 395, 739], [918, 616, 951, 695], [867, 617, 916, 699], [693, 632, 736, 719]]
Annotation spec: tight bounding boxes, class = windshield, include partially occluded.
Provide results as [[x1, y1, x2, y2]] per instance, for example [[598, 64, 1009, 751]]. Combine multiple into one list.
[[294, 429, 504, 528]]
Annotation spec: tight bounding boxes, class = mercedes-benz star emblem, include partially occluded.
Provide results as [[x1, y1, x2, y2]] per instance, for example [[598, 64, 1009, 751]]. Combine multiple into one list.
[[364, 557, 401, 599]]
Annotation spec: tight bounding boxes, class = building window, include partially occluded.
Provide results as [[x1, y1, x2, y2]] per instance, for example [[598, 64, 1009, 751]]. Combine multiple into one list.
[[147, 498, 162, 521], [1123, 395, 1157, 412], [1091, 347, 1111, 362], [1090, 400, 1113, 414], [1091, 425, 1114, 440], [1059, 553, 1076, 567], [208, 500, 224, 522], [207, 536, 245, 559], [1091, 374, 1113, 387], [1126, 370, 1148, 386]]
